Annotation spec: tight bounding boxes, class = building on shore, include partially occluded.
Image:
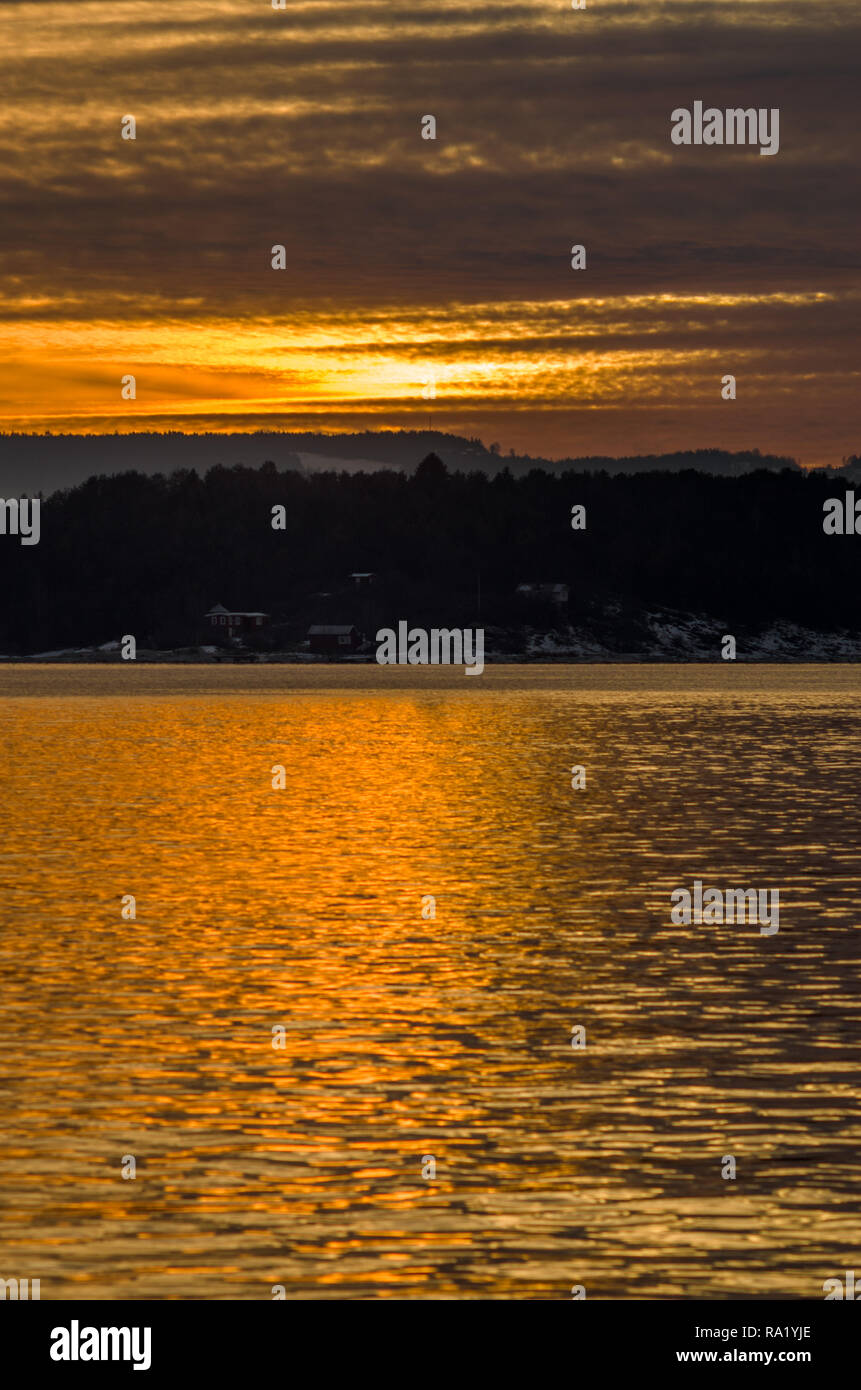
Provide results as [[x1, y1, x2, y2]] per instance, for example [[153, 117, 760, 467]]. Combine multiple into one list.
[[206, 604, 270, 634], [515, 583, 569, 606], [308, 624, 360, 654]]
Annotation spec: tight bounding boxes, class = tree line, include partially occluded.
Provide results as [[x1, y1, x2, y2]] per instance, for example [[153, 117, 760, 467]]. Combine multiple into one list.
[[1, 453, 855, 653]]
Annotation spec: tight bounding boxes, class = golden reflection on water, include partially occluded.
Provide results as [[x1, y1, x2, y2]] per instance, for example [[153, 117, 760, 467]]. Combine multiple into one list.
[[0, 665, 859, 1298]]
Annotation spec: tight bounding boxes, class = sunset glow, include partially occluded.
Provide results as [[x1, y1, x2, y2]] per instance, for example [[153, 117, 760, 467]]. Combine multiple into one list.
[[2, 0, 859, 461]]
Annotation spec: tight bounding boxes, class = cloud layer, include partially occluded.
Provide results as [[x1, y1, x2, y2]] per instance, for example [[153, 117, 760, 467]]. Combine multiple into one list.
[[1, 0, 859, 463]]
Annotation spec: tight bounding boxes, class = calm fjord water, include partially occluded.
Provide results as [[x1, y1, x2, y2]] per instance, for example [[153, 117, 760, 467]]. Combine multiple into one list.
[[0, 664, 858, 1299]]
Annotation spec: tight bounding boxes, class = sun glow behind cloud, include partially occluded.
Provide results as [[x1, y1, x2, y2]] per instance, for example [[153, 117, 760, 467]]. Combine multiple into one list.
[[1, 0, 859, 461], [0, 290, 844, 426]]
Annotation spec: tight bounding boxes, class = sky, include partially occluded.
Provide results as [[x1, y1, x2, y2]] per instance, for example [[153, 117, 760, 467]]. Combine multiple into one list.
[[0, 0, 858, 465]]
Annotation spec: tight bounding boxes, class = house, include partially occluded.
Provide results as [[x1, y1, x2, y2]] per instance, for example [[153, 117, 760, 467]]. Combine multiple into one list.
[[350, 572, 375, 587], [308, 624, 360, 654], [515, 583, 569, 606], [206, 604, 270, 633]]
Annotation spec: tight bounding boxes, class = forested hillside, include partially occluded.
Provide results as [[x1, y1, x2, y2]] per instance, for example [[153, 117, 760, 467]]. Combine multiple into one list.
[[1, 455, 854, 655]]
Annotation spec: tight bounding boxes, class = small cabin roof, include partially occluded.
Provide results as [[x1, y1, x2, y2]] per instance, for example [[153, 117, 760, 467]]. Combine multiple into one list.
[[308, 624, 357, 635], [206, 605, 269, 617]]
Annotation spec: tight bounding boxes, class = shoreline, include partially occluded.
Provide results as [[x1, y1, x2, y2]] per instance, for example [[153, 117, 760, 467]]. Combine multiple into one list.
[[2, 652, 860, 666]]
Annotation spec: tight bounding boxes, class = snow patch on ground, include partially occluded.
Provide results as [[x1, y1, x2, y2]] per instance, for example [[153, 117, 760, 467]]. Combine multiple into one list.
[[516, 609, 861, 659], [28, 649, 83, 659], [526, 629, 608, 657]]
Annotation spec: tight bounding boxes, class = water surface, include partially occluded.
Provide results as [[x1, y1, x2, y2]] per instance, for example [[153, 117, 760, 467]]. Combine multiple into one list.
[[0, 664, 858, 1298]]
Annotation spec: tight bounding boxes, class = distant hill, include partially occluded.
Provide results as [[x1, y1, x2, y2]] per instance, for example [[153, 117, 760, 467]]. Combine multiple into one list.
[[0, 430, 806, 497]]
